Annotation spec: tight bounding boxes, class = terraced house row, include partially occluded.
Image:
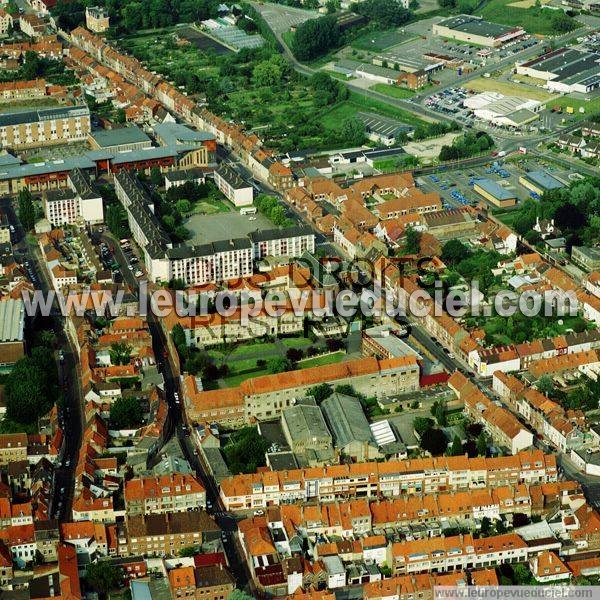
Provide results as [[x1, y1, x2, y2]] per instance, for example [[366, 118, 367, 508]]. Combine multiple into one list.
[[246, 480, 579, 543], [69, 27, 295, 191], [218, 450, 557, 510]]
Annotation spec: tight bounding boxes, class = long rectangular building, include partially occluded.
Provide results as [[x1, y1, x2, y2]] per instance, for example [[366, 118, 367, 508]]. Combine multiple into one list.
[[516, 48, 600, 94], [433, 15, 524, 48], [0, 105, 91, 150], [115, 170, 315, 285], [218, 449, 557, 510], [184, 355, 421, 426]]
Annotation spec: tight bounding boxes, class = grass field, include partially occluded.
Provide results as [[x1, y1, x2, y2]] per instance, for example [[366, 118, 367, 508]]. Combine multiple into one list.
[[494, 209, 521, 227], [552, 95, 600, 119], [479, 0, 580, 34], [465, 77, 555, 101], [298, 351, 345, 369], [321, 91, 431, 128], [371, 83, 415, 99]]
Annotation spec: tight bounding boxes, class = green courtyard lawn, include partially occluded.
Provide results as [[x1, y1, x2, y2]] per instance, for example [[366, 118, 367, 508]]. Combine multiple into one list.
[[469, 314, 592, 347], [479, 0, 579, 34], [371, 83, 415, 100], [281, 336, 314, 350], [297, 351, 345, 369]]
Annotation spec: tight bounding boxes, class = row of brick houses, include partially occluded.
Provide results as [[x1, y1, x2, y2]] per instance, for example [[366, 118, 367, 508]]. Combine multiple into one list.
[[183, 354, 421, 426], [218, 449, 557, 510], [69, 26, 295, 192]]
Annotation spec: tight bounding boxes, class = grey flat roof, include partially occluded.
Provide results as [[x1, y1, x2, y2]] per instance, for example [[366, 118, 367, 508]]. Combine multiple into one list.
[[282, 404, 331, 444], [90, 126, 151, 148], [0, 105, 89, 128], [437, 15, 522, 38], [0, 299, 25, 343], [474, 178, 515, 200], [153, 122, 214, 147], [0, 156, 97, 181], [0, 153, 22, 167], [524, 170, 564, 191]]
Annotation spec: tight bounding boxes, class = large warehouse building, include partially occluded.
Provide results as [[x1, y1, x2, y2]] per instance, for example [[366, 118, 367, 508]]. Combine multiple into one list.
[[433, 15, 525, 48], [516, 48, 600, 94]]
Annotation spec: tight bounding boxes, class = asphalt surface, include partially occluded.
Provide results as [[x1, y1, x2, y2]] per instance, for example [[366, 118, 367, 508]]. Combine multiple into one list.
[[0, 197, 83, 521], [104, 229, 252, 592]]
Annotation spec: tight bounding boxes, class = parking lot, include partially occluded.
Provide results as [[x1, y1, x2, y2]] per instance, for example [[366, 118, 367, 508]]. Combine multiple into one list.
[[252, 2, 317, 37], [416, 156, 577, 210], [185, 211, 274, 246]]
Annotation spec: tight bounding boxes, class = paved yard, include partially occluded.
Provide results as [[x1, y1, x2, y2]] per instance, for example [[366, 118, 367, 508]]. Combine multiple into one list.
[[251, 1, 318, 36], [184, 212, 273, 245]]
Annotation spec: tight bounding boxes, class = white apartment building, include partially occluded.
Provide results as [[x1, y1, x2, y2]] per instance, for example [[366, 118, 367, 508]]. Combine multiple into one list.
[[214, 164, 253, 207], [249, 226, 315, 260], [43, 168, 103, 226]]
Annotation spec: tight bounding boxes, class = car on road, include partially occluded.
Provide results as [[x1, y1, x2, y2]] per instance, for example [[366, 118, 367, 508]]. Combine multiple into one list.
[[59, 350, 65, 362], [9, 225, 15, 233], [65, 459, 71, 467], [134, 270, 143, 277], [253, 509, 265, 516]]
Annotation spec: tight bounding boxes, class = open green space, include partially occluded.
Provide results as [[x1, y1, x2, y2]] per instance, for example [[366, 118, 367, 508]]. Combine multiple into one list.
[[120, 21, 437, 151], [371, 83, 415, 99], [297, 351, 346, 369], [551, 95, 600, 120], [479, 0, 579, 34]]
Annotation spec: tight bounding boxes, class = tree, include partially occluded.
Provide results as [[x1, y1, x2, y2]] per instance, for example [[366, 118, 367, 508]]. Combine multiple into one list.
[[413, 416, 434, 437], [352, 0, 411, 25], [150, 166, 163, 187], [480, 516, 491, 535], [291, 15, 341, 61], [476, 431, 488, 457], [109, 342, 132, 366], [5, 348, 57, 425], [105, 204, 127, 239], [308, 383, 333, 403], [110, 397, 143, 429], [448, 435, 463, 456], [222, 427, 269, 474], [420, 428, 448, 456], [252, 55, 288, 87], [536, 375, 554, 396], [268, 357, 293, 374], [85, 561, 123, 597], [512, 564, 533, 585], [442, 239, 471, 265], [178, 545, 200, 557], [228, 591, 255, 600], [341, 117, 366, 146], [404, 226, 421, 255], [286, 348, 304, 362], [431, 399, 447, 427], [18, 189, 35, 231], [115, 108, 127, 124], [172, 324, 187, 355], [175, 199, 191, 215]]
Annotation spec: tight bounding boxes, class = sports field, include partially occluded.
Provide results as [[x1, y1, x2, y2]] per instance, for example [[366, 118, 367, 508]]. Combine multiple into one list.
[[479, 0, 579, 34]]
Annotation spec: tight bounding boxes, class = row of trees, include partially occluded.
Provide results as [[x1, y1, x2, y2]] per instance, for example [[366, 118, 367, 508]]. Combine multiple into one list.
[[291, 15, 341, 61], [439, 131, 494, 162], [507, 176, 599, 250], [255, 194, 294, 228], [3, 330, 59, 428]]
